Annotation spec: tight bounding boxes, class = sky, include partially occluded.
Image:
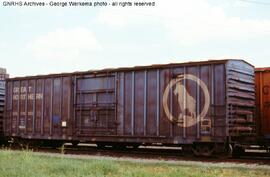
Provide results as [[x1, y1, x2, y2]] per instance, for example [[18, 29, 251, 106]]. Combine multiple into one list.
[[1, 0, 270, 77]]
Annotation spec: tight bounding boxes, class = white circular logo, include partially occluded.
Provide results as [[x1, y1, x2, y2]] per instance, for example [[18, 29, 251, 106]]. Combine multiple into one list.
[[162, 74, 210, 127]]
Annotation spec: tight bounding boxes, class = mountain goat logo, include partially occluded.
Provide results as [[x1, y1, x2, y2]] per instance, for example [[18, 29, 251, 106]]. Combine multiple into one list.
[[162, 74, 210, 127], [174, 82, 196, 120]]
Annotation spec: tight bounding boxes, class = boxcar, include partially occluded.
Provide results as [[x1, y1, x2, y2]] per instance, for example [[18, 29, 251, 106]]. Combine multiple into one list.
[[255, 68, 270, 141], [0, 68, 8, 138], [4, 59, 255, 155]]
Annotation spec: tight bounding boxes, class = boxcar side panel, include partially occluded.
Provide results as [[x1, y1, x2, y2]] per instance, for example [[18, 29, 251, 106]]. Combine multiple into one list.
[[62, 77, 73, 137], [124, 72, 132, 135], [146, 70, 158, 136], [3, 59, 255, 146], [35, 79, 43, 135], [5, 76, 74, 140], [134, 71, 145, 136], [159, 69, 171, 137], [185, 66, 198, 139], [171, 67, 183, 138], [44, 79, 52, 136], [212, 64, 226, 139], [118, 62, 228, 144], [117, 72, 124, 135]]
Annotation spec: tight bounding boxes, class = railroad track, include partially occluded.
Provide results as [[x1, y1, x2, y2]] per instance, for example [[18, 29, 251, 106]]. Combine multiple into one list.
[[6, 143, 270, 165]]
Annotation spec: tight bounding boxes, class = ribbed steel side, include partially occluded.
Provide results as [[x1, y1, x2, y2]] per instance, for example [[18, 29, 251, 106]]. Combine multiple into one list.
[[0, 68, 8, 136], [3, 59, 255, 145], [226, 61, 255, 136], [255, 68, 270, 138]]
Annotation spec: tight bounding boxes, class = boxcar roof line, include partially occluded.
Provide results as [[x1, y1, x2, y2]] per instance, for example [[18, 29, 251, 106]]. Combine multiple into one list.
[[8, 59, 252, 80], [255, 67, 270, 72]]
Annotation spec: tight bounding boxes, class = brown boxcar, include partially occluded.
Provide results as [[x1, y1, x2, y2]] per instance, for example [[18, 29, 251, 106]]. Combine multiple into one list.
[[255, 68, 270, 139], [4, 59, 255, 154]]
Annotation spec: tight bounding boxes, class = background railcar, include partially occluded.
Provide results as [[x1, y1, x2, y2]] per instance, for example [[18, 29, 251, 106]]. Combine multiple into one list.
[[255, 68, 270, 142], [3, 59, 255, 155], [0, 68, 8, 140]]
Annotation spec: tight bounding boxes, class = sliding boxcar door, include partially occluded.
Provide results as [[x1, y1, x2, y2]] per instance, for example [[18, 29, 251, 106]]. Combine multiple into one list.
[[75, 74, 116, 136]]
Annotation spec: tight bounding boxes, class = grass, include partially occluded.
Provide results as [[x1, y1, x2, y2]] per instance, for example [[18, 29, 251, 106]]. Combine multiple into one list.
[[0, 150, 269, 177]]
